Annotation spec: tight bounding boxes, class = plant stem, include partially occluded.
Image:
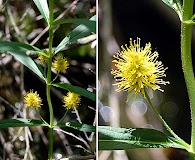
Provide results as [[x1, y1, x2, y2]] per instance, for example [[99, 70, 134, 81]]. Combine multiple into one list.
[[57, 110, 68, 125], [144, 88, 189, 149], [47, 0, 54, 159], [47, 85, 54, 160], [181, 0, 195, 154]]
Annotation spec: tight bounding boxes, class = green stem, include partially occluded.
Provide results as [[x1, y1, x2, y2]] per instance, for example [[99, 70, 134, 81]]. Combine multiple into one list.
[[144, 88, 189, 149], [47, 0, 54, 159], [57, 110, 69, 125], [181, 0, 195, 154], [51, 73, 59, 83], [47, 85, 54, 160], [190, 152, 195, 160]]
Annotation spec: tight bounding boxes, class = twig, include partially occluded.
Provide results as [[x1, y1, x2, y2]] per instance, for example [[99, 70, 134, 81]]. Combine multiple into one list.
[[30, 26, 49, 45], [7, 5, 28, 43], [54, 127, 90, 149], [7, 4, 33, 159], [61, 154, 95, 160], [88, 110, 96, 142], [0, 0, 9, 11], [54, 125, 73, 155], [0, 96, 20, 115], [0, 131, 14, 160], [72, 108, 95, 154], [37, 126, 48, 145], [73, 108, 82, 124], [10, 127, 23, 143], [69, 144, 91, 153]]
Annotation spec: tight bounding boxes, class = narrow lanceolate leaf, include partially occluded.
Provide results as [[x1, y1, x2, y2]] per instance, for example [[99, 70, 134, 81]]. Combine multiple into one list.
[[162, 0, 182, 20], [0, 118, 48, 128], [98, 126, 188, 150], [90, 15, 96, 21], [57, 122, 96, 132], [33, 0, 49, 24], [52, 82, 96, 101], [0, 40, 44, 79], [9, 51, 45, 80], [54, 15, 96, 54], [52, 18, 96, 33], [0, 40, 41, 52]]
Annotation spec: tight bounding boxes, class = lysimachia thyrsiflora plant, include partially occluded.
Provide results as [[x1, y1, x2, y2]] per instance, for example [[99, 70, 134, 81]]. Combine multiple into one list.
[[98, 0, 195, 159], [0, 0, 96, 159]]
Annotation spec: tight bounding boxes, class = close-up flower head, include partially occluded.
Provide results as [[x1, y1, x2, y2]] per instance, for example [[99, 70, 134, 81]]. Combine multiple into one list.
[[52, 54, 69, 73], [63, 92, 81, 110], [24, 90, 42, 108], [111, 38, 170, 100]]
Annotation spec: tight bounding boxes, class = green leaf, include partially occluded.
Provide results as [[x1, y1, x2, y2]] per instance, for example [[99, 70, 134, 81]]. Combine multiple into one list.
[[9, 51, 45, 80], [52, 18, 96, 33], [162, 0, 182, 20], [98, 126, 187, 150], [54, 15, 96, 54], [0, 40, 41, 52], [89, 15, 96, 21], [0, 118, 48, 128], [0, 40, 44, 80], [52, 82, 96, 101], [57, 122, 96, 132], [33, 0, 49, 24]]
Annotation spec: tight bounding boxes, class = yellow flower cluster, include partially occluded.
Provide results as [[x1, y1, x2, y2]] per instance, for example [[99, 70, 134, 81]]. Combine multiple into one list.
[[111, 38, 169, 99], [38, 54, 48, 63], [63, 92, 81, 110], [24, 90, 42, 108], [52, 54, 69, 73], [38, 50, 48, 63]]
